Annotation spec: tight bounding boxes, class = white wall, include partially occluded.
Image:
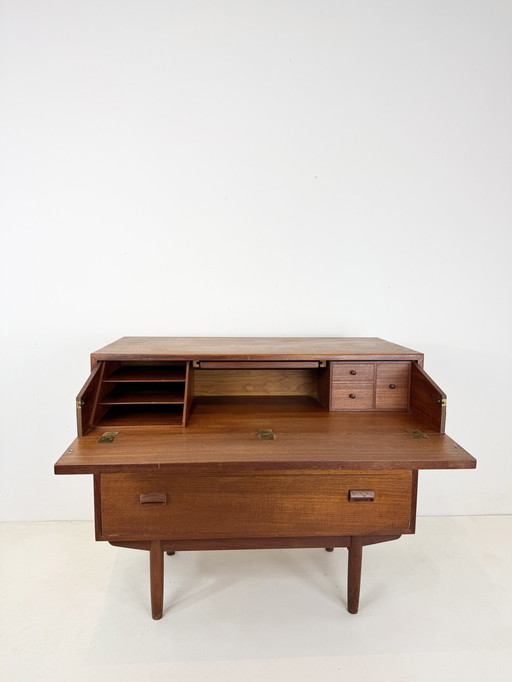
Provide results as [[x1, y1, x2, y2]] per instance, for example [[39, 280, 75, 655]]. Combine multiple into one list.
[[1, 0, 511, 521]]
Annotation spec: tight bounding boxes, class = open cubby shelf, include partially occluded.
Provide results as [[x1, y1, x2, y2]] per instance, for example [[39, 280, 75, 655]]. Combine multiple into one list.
[[89, 361, 190, 429], [100, 383, 185, 405], [104, 366, 187, 382], [98, 404, 184, 427]]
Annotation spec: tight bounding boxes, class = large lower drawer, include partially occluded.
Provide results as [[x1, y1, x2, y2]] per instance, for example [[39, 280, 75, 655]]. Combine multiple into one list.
[[98, 470, 415, 540]]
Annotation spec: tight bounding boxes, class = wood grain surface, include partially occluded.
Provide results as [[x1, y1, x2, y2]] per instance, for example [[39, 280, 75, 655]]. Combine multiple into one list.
[[98, 470, 414, 540], [91, 337, 423, 362], [55, 400, 476, 474], [194, 368, 318, 396]]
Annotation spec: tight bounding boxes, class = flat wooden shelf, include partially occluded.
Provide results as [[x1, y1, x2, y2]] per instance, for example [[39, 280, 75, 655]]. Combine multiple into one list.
[[100, 387, 185, 405], [104, 367, 187, 382], [98, 405, 184, 427]]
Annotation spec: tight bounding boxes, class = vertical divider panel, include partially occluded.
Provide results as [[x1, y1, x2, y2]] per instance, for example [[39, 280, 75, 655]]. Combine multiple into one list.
[[317, 362, 332, 409], [182, 361, 194, 426]]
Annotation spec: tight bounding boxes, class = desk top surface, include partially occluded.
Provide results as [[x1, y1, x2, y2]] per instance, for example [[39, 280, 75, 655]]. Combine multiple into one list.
[[55, 398, 476, 475], [92, 337, 423, 361]]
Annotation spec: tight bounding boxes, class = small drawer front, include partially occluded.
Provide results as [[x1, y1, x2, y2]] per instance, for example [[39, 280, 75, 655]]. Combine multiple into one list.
[[331, 382, 374, 410], [98, 471, 414, 540], [375, 362, 410, 410], [331, 362, 375, 382]]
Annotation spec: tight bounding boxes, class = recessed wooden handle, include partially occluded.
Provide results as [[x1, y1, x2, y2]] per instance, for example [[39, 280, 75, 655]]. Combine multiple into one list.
[[348, 490, 375, 502], [140, 492, 168, 506]]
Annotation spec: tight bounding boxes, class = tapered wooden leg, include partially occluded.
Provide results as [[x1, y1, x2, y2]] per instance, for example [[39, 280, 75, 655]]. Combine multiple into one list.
[[150, 540, 164, 620], [347, 536, 363, 614]]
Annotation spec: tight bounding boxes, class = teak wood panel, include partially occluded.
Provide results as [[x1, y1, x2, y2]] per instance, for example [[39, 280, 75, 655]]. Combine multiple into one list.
[[98, 470, 415, 540], [108, 535, 402, 552], [109, 534, 402, 552], [410, 363, 446, 433], [182, 361, 194, 426], [375, 362, 410, 410], [90, 337, 424, 364], [76, 363, 104, 437], [316, 364, 331, 409], [194, 369, 318, 396], [55, 407, 476, 474]]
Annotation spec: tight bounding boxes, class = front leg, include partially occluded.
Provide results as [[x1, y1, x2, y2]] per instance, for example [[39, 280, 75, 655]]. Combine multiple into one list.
[[150, 540, 164, 619], [347, 536, 363, 614]]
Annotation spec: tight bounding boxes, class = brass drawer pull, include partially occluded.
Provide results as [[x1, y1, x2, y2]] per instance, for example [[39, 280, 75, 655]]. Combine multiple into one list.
[[140, 492, 168, 506], [349, 490, 375, 502]]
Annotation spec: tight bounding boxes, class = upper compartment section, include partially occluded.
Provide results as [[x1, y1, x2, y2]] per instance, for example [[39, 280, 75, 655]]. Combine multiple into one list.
[[76, 361, 193, 435], [90, 337, 423, 364], [74, 339, 445, 438], [76, 357, 446, 435]]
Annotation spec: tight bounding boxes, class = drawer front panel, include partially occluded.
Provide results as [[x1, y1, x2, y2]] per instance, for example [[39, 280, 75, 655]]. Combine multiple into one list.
[[375, 362, 410, 409], [99, 471, 414, 540], [331, 362, 375, 382], [331, 382, 374, 410]]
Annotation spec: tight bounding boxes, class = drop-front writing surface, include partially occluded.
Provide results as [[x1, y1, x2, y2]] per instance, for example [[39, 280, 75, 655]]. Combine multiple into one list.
[[54, 337, 475, 620]]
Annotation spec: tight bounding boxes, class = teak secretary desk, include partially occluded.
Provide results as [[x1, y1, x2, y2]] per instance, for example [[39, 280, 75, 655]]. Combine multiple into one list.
[[54, 337, 476, 620]]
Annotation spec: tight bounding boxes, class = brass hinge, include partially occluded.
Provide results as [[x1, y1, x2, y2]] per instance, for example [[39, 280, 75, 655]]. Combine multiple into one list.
[[439, 398, 447, 407], [76, 399, 84, 409], [407, 429, 429, 440], [98, 431, 118, 443]]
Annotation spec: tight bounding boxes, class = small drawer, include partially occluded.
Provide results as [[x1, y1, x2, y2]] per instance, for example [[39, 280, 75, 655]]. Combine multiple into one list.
[[375, 362, 410, 410], [331, 382, 374, 410], [331, 362, 375, 382]]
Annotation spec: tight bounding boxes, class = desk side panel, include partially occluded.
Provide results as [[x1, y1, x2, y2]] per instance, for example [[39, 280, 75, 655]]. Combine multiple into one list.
[[410, 363, 446, 432]]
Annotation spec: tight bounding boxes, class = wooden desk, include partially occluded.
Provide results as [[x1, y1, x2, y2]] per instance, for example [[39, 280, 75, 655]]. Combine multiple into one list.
[[54, 337, 476, 619]]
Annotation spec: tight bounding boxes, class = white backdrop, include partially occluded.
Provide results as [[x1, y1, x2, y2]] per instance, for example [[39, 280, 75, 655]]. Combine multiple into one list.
[[1, 0, 511, 521]]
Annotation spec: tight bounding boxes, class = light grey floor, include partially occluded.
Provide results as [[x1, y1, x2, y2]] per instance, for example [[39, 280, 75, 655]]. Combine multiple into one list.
[[1, 516, 511, 681]]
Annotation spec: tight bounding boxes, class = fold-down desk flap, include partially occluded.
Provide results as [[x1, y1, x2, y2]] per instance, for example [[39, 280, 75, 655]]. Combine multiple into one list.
[[55, 411, 476, 475]]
